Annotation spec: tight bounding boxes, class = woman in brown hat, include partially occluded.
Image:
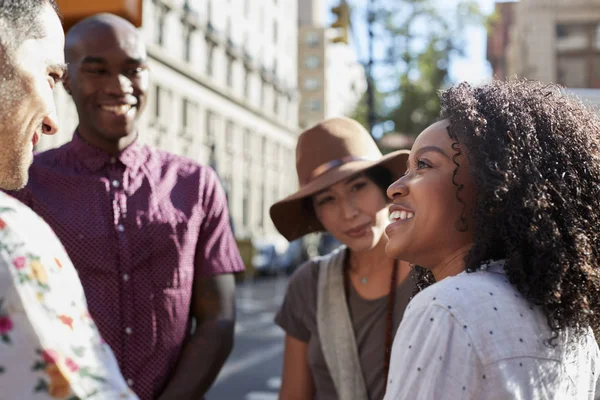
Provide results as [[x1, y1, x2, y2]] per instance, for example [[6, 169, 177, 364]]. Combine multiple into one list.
[[270, 117, 415, 400]]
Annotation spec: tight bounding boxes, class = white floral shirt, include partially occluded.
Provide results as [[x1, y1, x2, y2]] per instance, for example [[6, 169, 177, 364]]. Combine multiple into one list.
[[385, 261, 600, 400], [0, 192, 138, 399]]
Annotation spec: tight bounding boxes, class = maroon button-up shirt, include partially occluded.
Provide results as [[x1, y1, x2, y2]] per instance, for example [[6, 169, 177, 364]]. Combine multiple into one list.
[[10, 134, 245, 400]]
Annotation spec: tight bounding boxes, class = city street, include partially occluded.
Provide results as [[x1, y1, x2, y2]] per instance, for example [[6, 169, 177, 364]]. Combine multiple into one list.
[[206, 275, 290, 400]]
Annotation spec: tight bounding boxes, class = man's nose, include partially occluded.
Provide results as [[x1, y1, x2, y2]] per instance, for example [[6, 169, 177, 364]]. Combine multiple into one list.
[[42, 111, 59, 136], [106, 74, 133, 96]]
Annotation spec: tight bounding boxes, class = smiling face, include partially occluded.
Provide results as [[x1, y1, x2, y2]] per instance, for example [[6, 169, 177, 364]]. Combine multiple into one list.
[[64, 17, 149, 149], [312, 173, 390, 253], [0, 3, 65, 190], [385, 120, 475, 268]]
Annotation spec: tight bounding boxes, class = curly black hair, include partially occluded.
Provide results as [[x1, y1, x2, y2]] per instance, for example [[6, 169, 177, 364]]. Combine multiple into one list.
[[417, 79, 600, 341]]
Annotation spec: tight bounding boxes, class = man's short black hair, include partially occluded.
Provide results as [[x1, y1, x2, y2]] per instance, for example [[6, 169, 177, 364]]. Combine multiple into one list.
[[0, 0, 60, 52]]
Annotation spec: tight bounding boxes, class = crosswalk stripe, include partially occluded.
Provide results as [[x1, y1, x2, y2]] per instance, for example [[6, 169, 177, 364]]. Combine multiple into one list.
[[266, 377, 281, 390], [245, 392, 278, 400], [215, 343, 284, 384]]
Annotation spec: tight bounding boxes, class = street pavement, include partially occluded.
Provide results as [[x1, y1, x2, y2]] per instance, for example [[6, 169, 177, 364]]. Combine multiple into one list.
[[206, 274, 290, 400]]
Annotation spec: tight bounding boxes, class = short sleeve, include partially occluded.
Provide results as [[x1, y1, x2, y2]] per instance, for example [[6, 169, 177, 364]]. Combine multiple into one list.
[[384, 301, 482, 400], [195, 167, 245, 278], [0, 193, 138, 399], [274, 261, 315, 342]]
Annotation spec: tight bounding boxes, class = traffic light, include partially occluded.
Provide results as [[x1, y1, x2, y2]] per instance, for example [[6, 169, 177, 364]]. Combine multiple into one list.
[[55, 0, 143, 32], [330, 1, 350, 44]]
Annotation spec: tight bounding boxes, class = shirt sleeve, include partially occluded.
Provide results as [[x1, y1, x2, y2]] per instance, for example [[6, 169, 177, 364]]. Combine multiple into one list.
[[194, 167, 245, 278], [274, 261, 314, 342], [0, 194, 139, 399], [384, 302, 482, 400], [3, 187, 32, 208]]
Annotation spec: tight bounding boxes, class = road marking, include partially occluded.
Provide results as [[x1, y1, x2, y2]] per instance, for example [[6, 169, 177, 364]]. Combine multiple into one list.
[[215, 343, 284, 384], [245, 392, 278, 400], [266, 377, 281, 390]]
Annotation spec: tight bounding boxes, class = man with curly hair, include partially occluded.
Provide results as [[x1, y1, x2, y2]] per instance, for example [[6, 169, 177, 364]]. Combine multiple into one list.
[[0, 1, 137, 398], [384, 79, 600, 399]]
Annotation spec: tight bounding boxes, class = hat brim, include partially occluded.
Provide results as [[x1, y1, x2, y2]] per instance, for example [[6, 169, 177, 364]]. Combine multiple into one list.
[[270, 149, 410, 242]]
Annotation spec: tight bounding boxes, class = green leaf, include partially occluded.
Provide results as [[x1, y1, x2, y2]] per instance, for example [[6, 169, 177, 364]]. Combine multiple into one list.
[[34, 378, 48, 392], [72, 346, 86, 357], [31, 360, 46, 371], [1, 334, 11, 344], [79, 368, 107, 383]]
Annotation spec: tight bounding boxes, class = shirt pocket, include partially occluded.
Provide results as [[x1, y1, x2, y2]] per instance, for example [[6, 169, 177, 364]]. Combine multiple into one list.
[[51, 205, 114, 274], [134, 205, 191, 290]]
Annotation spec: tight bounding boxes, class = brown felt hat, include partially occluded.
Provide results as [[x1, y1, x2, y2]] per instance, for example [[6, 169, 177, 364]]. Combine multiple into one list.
[[270, 117, 410, 241]]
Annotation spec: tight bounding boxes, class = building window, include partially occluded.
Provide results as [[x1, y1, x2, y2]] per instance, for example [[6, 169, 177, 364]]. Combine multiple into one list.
[[243, 129, 252, 158], [155, 7, 166, 46], [304, 31, 320, 48], [556, 22, 600, 88], [273, 143, 280, 168], [243, 67, 251, 98], [226, 55, 234, 88], [273, 90, 279, 115], [206, 42, 215, 76], [273, 21, 278, 45], [261, 81, 267, 107], [205, 110, 216, 146], [259, 184, 265, 229], [243, 180, 250, 228], [225, 120, 234, 153], [154, 85, 162, 119], [304, 99, 321, 111], [304, 78, 320, 91], [182, 98, 189, 129], [261, 137, 268, 164], [304, 56, 321, 69], [182, 98, 198, 130], [183, 27, 193, 62], [557, 56, 587, 88]]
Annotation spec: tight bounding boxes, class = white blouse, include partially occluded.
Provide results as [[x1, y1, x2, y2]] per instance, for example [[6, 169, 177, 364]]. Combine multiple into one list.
[[384, 262, 600, 400]]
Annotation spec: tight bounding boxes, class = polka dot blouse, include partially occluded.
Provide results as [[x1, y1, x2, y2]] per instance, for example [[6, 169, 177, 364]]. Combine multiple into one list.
[[384, 262, 600, 400]]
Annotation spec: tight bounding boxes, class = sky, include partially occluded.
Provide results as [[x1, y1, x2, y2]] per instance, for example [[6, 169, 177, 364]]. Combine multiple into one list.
[[323, 0, 502, 85]]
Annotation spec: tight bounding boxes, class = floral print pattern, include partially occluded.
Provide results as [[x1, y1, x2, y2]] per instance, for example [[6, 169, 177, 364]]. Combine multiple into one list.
[[0, 192, 138, 399]]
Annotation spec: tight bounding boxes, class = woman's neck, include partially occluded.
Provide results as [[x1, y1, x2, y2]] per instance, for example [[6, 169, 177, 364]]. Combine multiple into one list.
[[349, 235, 393, 273], [431, 244, 473, 281]]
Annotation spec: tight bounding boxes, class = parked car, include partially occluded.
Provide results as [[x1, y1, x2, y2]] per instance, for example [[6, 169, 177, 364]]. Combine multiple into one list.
[[276, 238, 309, 274], [251, 242, 278, 276]]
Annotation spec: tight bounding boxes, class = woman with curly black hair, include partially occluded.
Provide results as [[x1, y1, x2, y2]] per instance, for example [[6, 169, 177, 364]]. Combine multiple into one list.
[[383, 79, 600, 399]]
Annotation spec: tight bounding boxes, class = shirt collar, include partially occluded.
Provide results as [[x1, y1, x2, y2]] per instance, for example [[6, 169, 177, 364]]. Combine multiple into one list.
[[67, 132, 144, 173]]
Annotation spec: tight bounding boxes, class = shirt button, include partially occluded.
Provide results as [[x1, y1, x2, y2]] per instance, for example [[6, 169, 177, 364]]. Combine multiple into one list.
[[112, 179, 120, 188], [117, 224, 125, 232], [123, 273, 129, 282], [125, 327, 132, 335], [127, 378, 134, 387]]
